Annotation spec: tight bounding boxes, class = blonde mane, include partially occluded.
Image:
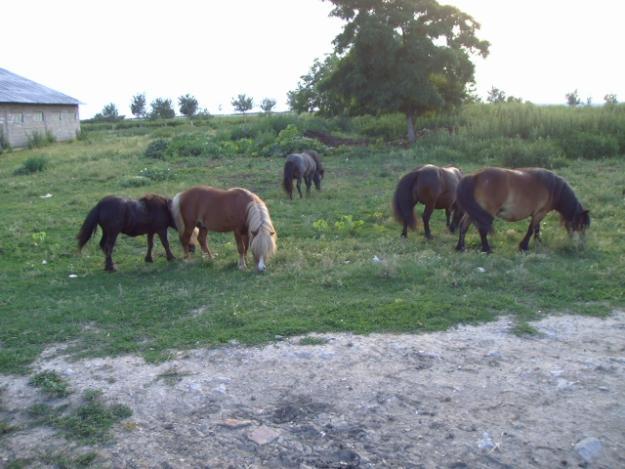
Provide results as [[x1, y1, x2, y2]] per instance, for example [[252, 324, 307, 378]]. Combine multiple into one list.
[[246, 200, 277, 261]]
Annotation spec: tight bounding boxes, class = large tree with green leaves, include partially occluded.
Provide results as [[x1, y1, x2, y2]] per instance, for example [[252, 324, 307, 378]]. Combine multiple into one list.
[[294, 0, 489, 143]]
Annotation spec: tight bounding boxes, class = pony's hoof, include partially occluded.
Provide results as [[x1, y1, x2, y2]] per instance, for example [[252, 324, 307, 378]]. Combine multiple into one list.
[[145, 256, 153, 263], [166, 255, 176, 261], [105, 265, 117, 272], [425, 234, 434, 241], [455, 245, 465, 252]]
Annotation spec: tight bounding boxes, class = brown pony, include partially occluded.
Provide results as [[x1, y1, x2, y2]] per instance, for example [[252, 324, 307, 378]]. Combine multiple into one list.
[[455, 167, 590, 253], [171, 186, 277, 272], [283, 150, 325, 199], [392, 164, 464, 239]]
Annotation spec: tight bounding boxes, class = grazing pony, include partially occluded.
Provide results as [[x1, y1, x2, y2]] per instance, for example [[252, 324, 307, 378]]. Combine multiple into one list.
[[77, 194, 178, 272], [392, 164, 464, 239], [455, 167, 590, 253], [171, 186, 277, 272], [283, 150, 325, 199]]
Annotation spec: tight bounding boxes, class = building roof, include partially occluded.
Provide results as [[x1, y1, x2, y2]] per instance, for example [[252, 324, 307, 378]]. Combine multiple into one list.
[[0, 67, 80, 105]]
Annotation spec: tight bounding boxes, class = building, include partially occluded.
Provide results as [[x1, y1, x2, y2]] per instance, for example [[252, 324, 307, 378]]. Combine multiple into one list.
[[0, 67, 80, 149]]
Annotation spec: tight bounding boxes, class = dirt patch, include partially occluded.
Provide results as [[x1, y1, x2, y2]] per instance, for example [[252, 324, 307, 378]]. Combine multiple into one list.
[[2, 312, 625, 467]]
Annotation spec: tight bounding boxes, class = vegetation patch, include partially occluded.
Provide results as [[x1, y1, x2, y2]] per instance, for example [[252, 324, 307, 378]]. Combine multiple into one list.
[[13, 156, 48, 175], [29, 370, 72, 398]]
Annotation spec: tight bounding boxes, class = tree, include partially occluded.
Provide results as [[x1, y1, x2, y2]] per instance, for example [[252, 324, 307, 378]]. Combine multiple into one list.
[[149, 98, 175, 119], [298, 0, 488, 143], [260, 98, 277, 114], [93, 103, 122, 121], [566, 90, 581, 107], [231, 94, 254, 114], [178, 94, 198, 117], [604, 94, 618, 106], [487, 86, 506, 104], [288, 55, 343, 114], [130, 93, 146, 118]]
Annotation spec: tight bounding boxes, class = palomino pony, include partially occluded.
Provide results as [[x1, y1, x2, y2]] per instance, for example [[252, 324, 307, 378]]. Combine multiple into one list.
[[392, 164, 464, 239], [455, 167, 590, 253], [283, 150, 325, 199], [77, 194, 178, 271], [171, 186, 277, 272]]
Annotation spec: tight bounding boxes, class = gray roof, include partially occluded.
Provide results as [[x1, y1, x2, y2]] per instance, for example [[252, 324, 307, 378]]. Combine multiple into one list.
[[0, 67, 80, 105]]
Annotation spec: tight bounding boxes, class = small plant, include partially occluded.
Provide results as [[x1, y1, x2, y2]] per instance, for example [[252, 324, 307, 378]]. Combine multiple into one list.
[[119, 176, 150, 188], [298, 336, 329, 346], [29, 370, 71, 398], [0, 128, 10, 154], [144, 138, 169, 159], [138, 167, 174, 181], [512, 320, 539, 337], [31, 231, 47, 247], [312, 219, 330, 233], [14, 156, 48, 175], [334, 215, 365, 235]]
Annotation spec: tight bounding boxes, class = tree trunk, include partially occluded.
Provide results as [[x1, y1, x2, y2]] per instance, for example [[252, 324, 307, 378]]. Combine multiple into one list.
[[406, 112, 416, 145]]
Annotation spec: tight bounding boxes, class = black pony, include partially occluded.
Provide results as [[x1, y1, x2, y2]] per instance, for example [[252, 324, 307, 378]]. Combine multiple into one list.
[[77, 194, 178, 271], [282, 150, 325, 199]]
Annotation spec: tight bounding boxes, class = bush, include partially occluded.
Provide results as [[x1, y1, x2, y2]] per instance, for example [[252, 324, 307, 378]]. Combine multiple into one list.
[[144, 139, 169, 159], [167, 134, 223, 158], [27, 130, 55, 149], [0, 128, 9, 154], [14, 156, 48, 175], [471, 138, 567, 169], [353, 114, 405, 141], [559, 132, 619, 160]]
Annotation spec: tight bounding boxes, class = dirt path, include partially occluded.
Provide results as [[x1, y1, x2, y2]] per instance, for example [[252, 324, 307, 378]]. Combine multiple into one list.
[[2, 312, 625, 468]]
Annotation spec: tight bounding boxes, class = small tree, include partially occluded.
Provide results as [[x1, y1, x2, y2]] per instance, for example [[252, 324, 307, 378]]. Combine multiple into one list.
[[231, 94, 254, 114], [131, 93, 146, 118], [94, 103, 121, 121], [149, 98, 176, 119], [566, 90, 581, 107], [487, 86, 506, 104], [604, 94, 618, 106], [260, 98, 277, 114], [178, 94, 198, 118]]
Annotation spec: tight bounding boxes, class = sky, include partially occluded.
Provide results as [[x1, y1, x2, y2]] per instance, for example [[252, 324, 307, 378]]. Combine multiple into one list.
[[3, 0, 625, 118]]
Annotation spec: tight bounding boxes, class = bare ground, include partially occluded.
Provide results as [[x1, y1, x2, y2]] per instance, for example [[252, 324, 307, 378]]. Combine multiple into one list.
[[2, 312, 625, 468]]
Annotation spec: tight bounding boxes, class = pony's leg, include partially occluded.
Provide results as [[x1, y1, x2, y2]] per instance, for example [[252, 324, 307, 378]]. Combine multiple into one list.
[[519, 221, 535, 251], [158, 230, 175, 261], [313, 173, 321, 191], [103, 232, 119, 272], [296, 177, 303, 198], [179, 226, 195, 259], [198, 227, 214, 259], [422, 205, 434, 240], [304, 175, 312, 195], [145, 233, 154, 263], [534, 223, 542, 243], [445, 208, 451, 228], [234, 232, 247, 270], [401, 222, 408, 238], [478, 227, 492, 253]]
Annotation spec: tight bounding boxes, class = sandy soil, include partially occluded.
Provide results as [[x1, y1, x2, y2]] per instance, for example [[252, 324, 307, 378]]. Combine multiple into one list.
[[1, 312, 625, 468]]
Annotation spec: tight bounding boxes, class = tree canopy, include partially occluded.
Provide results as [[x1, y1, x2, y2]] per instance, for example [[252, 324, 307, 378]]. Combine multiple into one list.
[[130, 93, 146, 118], [290, 0, 489, 142]]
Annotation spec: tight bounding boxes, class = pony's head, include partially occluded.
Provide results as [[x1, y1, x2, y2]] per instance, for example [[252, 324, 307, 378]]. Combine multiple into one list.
[[247, 201, 277, 272], [564, 207, 590, 234]]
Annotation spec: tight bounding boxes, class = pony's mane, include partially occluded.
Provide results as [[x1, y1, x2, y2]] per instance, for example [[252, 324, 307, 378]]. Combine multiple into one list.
[[246, 198, 277, 259], [304, 150, 324, 172], [534, 169, 582, 221]]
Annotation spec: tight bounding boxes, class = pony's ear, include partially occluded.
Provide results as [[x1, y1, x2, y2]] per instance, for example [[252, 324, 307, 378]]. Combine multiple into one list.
[[270, 231, 276, 236], [582, 209, 590, 215], [251, 229, 259, 236]]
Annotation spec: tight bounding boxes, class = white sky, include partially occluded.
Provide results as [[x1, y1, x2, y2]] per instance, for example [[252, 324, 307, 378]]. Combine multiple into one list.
[[3, 0, 625, 118]]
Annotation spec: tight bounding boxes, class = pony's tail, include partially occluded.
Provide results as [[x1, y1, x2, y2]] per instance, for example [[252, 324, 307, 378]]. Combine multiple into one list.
[[282, 160, 295, 198], [77, 203, 100, 250], [247, 201, 277, 260], [170, 192, 185, 235], [456, 176, 494, 234], [392, 172, 419, 230]]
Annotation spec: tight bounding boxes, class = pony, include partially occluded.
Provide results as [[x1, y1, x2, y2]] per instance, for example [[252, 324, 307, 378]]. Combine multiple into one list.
[[283, 150, 325, 199], [171, 186, 277, 272], [392, 164, 464, 239], [454, 167, 590, 253], [77, 194, 178, 272]]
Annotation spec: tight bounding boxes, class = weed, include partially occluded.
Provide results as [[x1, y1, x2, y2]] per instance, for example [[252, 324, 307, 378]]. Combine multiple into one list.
[[29, 370, 71, 398]]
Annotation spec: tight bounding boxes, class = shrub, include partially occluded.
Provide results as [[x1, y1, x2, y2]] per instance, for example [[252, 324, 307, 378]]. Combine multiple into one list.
[[144, 139, 169, 159], [0, 128, 9, 154], [27, 130, 55, 149], [166, 134, 223, 159], [353, 114, 405, 141], [14, 156, 48, 175], [559, 132, 619, 160]]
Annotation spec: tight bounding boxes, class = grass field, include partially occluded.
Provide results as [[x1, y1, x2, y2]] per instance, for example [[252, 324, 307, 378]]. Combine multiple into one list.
[[1, 108, 624, 375]]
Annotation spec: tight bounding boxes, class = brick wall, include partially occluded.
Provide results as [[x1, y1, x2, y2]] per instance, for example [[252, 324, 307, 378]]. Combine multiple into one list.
[[0, 104, 80, 148]]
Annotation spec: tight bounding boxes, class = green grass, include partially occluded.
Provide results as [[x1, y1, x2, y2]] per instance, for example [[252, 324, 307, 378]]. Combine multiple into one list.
[[0, 111, 624, 374], [29, 370, 72, 398], [298, 337, 330, 346]]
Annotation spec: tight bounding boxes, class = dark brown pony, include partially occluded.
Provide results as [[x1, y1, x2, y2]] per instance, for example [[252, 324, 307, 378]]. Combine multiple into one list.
[[171, 186, 277, 272], [283, 150, 325, 199], [455, 167, 590, 253], [77, 194, 178, 271], [392, 164, 464, 239]]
